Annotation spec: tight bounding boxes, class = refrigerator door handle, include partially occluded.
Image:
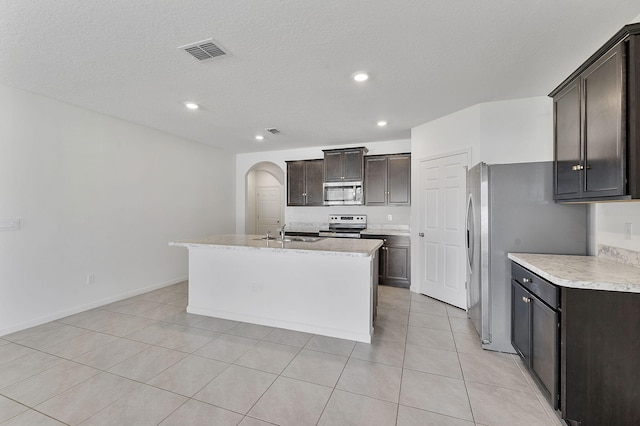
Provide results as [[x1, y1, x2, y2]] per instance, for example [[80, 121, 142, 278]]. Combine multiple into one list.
[[465, 193, 474, 273]]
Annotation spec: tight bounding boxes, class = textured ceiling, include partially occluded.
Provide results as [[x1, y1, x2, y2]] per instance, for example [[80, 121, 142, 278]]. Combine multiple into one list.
[[1, 1, 639, 153]]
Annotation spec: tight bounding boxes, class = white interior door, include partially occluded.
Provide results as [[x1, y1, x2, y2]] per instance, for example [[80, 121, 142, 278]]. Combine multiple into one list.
[[256, 186, 281, 235], [418, 152, 467, 309]]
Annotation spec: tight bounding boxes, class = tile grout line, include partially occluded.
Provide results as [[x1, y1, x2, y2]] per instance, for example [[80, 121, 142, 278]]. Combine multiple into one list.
[[393, 291, 411, 426], [312, 338, 357, 425], [510, 352, 563, 425], [412, 293, 479, 425], [2, 285, 536, 425], [444, 308, 478, 425]]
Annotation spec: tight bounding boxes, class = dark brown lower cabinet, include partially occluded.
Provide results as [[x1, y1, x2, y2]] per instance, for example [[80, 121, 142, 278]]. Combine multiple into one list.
[[363, 234, 410, 288], [561, 288, 640, 426], [511, 263, 559, 409]]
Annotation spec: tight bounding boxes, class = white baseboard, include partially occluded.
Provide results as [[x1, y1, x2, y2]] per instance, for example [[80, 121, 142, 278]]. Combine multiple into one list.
[[0, 275, 188, 337]]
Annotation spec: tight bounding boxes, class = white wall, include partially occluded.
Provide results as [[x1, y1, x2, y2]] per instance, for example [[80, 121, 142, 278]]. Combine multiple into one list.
[[595, 203, 640, 252], [410, 92, 640, 278], [235, 139, 412, 231], [410, 96, 553, 166], [410, 96, 555, 292], [0, 84, 235, 335], [477, 97, 553, 164]]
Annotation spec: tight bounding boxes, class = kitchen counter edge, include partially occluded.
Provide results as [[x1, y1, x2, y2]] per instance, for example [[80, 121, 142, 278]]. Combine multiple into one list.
[[508, 253, 640, 294], [170, 234, 383, 258]]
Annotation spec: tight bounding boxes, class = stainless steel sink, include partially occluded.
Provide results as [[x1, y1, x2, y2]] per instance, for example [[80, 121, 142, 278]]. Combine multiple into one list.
[[284, 236, 321, 242], [254, 236, 321, 242]]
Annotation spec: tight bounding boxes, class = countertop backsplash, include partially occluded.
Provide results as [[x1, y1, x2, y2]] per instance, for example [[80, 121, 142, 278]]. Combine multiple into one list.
[[363, 224, 410, 234], [286, 222, 326, 233], [598, 244, 640, 268]]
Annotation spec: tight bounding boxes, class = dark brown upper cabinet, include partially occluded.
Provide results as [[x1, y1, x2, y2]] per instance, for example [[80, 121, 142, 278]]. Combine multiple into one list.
[[365, 154, 411, 205], [550, 23, 640, 202], [286, 159, 324, 206], [323, 147, 368, 182]]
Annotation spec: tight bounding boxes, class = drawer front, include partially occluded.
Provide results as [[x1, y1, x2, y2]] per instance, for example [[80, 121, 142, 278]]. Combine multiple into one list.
[[362, 234, 410, 247], [511, 262, 559, 309]]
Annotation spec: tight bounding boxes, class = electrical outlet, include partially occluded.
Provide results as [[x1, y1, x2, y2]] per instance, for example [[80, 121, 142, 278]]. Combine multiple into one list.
[[0, 218, 21, 231], [624, 223, 633, 240], [86, 274, 95, 285], [387, 214, 393, 222]]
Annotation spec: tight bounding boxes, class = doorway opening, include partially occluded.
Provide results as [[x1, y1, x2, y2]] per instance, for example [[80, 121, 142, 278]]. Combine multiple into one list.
[[245, 162, 285, 235]]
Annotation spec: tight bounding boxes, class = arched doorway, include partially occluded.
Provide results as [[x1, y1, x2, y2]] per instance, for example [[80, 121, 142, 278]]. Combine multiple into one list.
[[245, 162, 285, 235]]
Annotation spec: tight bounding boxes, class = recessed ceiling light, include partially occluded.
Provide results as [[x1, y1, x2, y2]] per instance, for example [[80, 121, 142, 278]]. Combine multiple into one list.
[[255, 135, 265, 141], [184, 102, 199, 110], [353, 72, 369, 82], [377, 120, 388, 127]]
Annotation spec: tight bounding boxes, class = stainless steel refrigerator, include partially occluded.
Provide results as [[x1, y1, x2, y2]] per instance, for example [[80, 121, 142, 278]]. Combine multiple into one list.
[[466, 162, 587, 353]]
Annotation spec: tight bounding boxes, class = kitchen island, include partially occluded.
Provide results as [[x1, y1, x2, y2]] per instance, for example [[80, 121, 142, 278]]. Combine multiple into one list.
[[170, 235, 383, 343]]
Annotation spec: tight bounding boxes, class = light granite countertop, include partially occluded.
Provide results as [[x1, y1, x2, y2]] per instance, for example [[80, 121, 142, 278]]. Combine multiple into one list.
[[508, 253, 640, 294], [170, 234, 383, 257], [361, 229, 410, 237]]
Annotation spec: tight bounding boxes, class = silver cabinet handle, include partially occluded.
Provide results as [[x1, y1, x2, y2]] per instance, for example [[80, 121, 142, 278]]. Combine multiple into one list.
[[571, 165, 584, 171], [522, 278, 532, 283], [419, 232, 425, 237], [522, 296, 530, 303]]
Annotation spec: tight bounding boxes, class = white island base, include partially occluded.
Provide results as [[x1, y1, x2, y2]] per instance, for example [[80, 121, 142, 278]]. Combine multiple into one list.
[[172, 235, 381, 343]]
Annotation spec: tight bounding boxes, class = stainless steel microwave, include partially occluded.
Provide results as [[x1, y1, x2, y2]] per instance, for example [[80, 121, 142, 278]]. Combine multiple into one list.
[[323, 181, 364, 205]]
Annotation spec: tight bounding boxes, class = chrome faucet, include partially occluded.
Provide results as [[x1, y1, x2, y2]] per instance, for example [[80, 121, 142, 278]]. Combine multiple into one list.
[[266, 230, 272, 240], [279, 224, 286, 241]]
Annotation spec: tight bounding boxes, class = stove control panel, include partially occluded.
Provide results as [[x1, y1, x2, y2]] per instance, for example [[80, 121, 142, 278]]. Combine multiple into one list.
[[328, 215, 367, 225]]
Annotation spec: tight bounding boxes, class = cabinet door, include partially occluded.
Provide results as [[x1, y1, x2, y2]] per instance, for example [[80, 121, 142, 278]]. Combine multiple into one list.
[[531, 297, 559, 408], [378, 245, 387, 282], [387, 155, 411, 204], [287, 162, 305, 206], [511, 281, 531, 364], [305, 160, 325, 205], [343, 149, 364, 181], [365, 156, 387, 205], [324, 151, 344, 182], [562, 287, 640, 425], [582, 43, 625, 197], [554, 82, 582, 199], [386, 245, 409, 283]]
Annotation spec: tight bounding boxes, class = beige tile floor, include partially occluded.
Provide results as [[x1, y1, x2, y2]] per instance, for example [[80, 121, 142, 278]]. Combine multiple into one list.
[[0, 282, 562, 425]]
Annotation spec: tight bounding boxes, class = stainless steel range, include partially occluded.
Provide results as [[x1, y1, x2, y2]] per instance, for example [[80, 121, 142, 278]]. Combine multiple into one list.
[[318, 215, 367, 238]]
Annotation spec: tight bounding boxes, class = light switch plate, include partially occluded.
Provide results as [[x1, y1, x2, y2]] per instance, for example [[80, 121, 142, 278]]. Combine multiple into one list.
[[0, 218, 21, 231]]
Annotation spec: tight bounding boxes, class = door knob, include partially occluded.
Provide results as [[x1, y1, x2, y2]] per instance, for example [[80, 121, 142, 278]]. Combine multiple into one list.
[[419, 232, 425, 237]]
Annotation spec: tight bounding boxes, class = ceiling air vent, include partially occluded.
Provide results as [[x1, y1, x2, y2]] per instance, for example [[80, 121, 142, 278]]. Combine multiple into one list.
[[265, 128, 280, 135], [178, 38, 228, 62]]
